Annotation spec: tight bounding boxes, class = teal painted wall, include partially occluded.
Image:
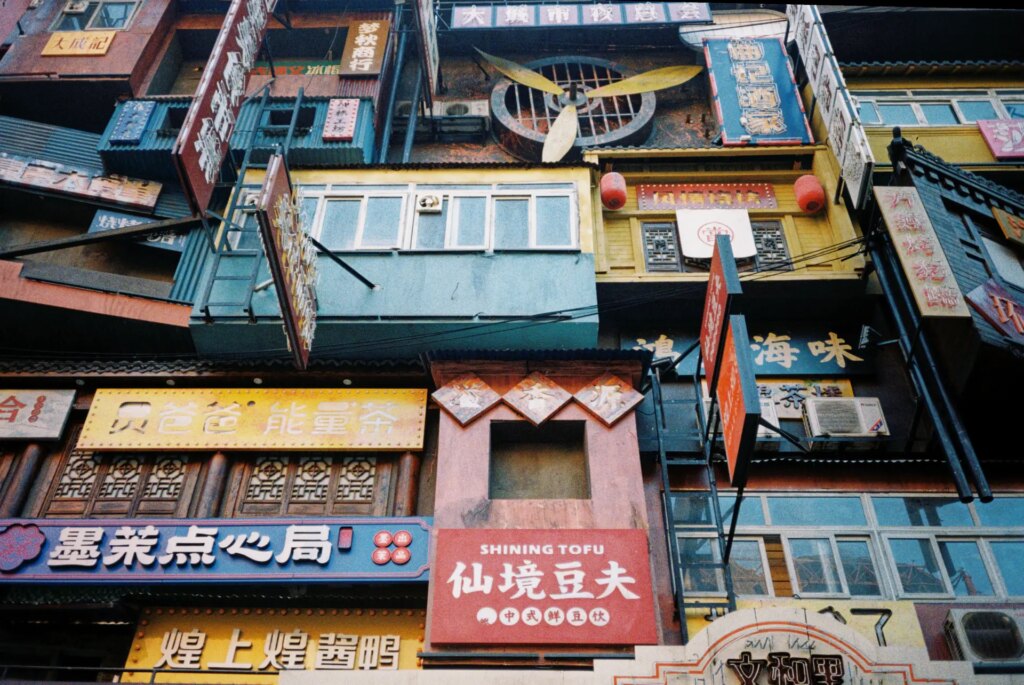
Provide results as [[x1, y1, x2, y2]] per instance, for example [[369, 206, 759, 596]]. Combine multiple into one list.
[[191, 252, 599, 359]]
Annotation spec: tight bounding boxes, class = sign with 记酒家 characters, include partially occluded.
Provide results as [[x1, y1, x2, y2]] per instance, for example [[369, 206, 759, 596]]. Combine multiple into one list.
[[121, 606, 424, 680], [430, 529, 658, 645], [0, 518, 430, 582], [77, 388, 426, 451], [0, 390, 75, 439], [704, 37, 813, 146]]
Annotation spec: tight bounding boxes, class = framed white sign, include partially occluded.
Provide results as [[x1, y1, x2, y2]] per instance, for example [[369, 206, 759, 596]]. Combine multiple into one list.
[[676, 209, 757, 259]]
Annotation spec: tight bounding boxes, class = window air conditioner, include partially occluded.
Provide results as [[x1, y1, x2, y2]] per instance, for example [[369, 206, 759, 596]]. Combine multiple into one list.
[[415, 193, 443, 213], [802, 397, 889, 438], [701, 396, 780, 446], [944, 609, 1024, 663], [63, 0, 89, 12]]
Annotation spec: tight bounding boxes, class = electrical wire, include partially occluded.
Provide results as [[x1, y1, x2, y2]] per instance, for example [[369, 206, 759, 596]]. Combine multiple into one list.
[[0, 233, 866, 360]]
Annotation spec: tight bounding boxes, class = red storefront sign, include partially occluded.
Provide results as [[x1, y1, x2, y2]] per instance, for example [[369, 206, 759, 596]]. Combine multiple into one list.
[[978, 119, 1024, 161], [716, 316, 760, 487], [637, 183, 777, 211], [255, 154, 318, 370], [700, 235, 742, 393], [172, 0, 275, 214], [430, 529, 658, 645], [966, 279, 1024, 342]]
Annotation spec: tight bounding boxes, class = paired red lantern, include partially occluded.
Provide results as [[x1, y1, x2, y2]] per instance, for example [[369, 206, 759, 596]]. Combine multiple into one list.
[[794, 174, 826, 214], [600, 171, 627, 210]]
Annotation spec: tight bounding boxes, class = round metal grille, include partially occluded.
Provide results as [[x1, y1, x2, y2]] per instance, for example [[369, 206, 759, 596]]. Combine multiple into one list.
[[490, 56, 656, 162]]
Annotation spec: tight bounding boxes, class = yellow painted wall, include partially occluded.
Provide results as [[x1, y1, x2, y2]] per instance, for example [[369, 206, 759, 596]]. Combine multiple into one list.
[[844, 75, 1024, 169], [586, 147, 863, 283], [124, 607, 426, 683], [237, 166, 595, 255], [683, 599, 925, 650]]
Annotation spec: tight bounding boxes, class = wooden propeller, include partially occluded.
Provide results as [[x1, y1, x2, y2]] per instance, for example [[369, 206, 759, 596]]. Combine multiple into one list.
[[477, 49, 704, 161]]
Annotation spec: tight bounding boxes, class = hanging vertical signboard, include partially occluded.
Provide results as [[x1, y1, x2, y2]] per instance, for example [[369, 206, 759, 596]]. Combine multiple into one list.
[[875, 186, 970, 319], [700, 235, 743, 394], [172, 0, 277, 215], [704, 37, 813, 146], [414, 0, 440, 106], [716, 315, 760, 487], [340, 18, 390, 77], [255, 154, 319, 370], [787, 4, 875, 209]]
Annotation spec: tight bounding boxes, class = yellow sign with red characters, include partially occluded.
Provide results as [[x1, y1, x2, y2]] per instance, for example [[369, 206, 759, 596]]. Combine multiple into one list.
[[124, 607, 425, 682], [78, 388, 427, 451], [42, 31, 116, 56]]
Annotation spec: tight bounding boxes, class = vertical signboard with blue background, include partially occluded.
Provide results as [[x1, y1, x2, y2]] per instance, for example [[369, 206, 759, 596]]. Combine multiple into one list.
[[704, 37, 813, 146]]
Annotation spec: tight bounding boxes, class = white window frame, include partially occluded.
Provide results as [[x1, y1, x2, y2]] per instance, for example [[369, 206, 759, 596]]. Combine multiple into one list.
[[853, 88, 1020, 127], [671, 492, 1024, 601], [301, 183, 579, 253], [51, 0, 142, 31], [783, 535, 885, 599], [673, 533, 773, 598], [314, 193, 408, 251]]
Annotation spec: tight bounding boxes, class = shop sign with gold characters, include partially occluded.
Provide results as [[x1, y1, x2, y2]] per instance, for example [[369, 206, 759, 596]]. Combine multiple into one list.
[[42, 30, 116, 55], [124, 607, 424, 682], [77, 388, 426, 450]]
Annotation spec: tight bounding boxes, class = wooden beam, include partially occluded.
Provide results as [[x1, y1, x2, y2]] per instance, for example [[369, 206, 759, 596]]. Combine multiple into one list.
[[0, 215, 202, 259]]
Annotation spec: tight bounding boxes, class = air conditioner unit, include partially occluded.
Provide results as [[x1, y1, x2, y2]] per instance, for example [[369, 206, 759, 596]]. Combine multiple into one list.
[[431, 99, 490, 119], [63, 0, 89, 12], [431, 99, 490, 134], [944, 609, 1024, 663], [802, 397, 889, 438], [415, 193, 443, 213], [701, 397, 780, 444]]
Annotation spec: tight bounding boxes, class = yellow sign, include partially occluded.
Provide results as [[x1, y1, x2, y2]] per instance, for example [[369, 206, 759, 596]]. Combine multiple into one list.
[[124, 607, 424, 682], [78, 388, 427, 451], [685, 599, 926, 650], [42, 31, 116, 56]]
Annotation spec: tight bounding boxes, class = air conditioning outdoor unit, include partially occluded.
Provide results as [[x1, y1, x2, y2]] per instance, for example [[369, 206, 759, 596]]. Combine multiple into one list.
[[701, 396, 780, 446], [944, 609, 1024, 663], [431, 99, 490, 134], [63, 0, 89, 12], [802, 397, 889, 438]]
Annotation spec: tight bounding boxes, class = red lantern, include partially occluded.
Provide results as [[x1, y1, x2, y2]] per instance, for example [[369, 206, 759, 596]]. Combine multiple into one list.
[[794, 174, 826, 214], [600, 172, 627, 210]]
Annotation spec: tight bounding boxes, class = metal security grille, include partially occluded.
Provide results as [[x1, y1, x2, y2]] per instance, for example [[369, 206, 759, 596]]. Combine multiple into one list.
[[505, 61, 643, 139]]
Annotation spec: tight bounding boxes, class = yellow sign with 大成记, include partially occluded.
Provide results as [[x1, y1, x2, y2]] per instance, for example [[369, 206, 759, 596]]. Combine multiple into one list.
[[42, 31, 116, 56], [123, 607, 425, 682], [77, 388, 427, 451]]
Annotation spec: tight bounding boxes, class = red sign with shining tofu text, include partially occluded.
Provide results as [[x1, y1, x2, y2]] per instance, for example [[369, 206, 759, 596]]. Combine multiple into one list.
[[430, 529, 658, 645]]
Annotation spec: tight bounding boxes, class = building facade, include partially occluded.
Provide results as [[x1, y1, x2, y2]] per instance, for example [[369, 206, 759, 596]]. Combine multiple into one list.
[[1, 3, 1023, 685]]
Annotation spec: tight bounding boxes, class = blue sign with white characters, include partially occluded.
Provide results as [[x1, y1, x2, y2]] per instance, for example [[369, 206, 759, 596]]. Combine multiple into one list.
[[704, 37, 813, 146], [0, 518, 431, 583], [108, 100, 156, 145], [88, 209, 187, 253], [624, 325, 873, 376]]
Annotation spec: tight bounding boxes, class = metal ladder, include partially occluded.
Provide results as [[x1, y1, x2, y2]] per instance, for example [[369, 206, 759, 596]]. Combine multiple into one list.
[[198, 87, 306, 323], [652, 368, 737, 644]]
